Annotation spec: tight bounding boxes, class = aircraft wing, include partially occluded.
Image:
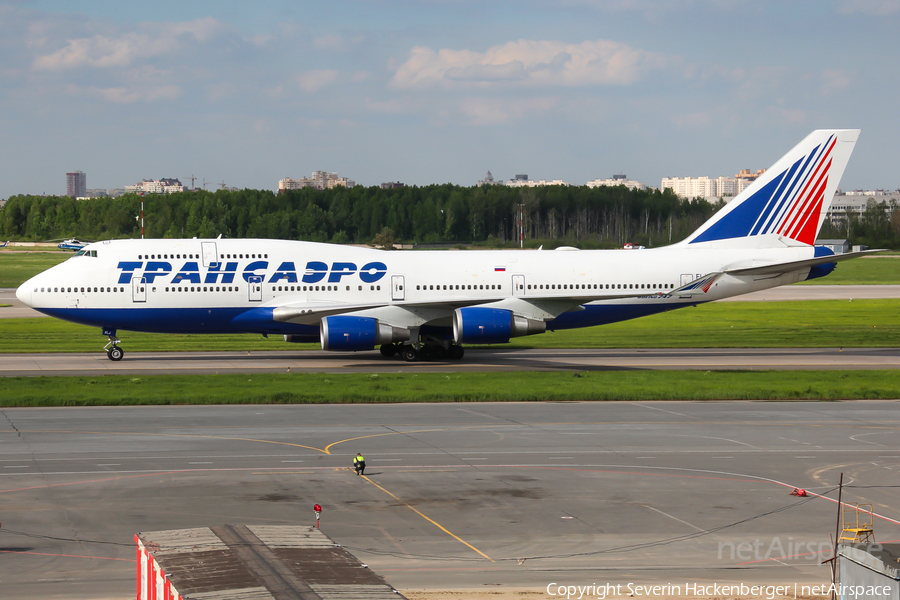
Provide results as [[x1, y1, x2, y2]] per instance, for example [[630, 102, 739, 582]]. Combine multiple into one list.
[[268, 287, 670, 328]]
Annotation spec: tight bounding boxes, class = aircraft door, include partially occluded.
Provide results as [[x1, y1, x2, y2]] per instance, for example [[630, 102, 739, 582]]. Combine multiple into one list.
[[248, 275, 262, 302], [391, 275, 405, 301], [132, 277, 147, 303], [201, 242, 218, 268], [512, 274, 525, 296]]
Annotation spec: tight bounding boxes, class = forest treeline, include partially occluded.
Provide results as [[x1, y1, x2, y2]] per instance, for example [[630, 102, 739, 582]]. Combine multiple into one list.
[[1, 185, 898, 248]]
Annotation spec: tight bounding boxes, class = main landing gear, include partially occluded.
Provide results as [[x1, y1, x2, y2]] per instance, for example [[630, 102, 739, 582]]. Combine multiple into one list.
[[103, 334, 124, 361], [379, 341, 465, 362]]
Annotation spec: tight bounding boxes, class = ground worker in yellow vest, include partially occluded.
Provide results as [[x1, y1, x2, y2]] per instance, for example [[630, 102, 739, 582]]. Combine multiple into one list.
[[353, 452, 366, 476]]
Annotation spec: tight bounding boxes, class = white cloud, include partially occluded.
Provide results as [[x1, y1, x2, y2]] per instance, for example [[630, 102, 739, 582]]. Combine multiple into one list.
[[392, 39, 667, 89], [296, 69, 341, 93], [32, 17, 226, 71]]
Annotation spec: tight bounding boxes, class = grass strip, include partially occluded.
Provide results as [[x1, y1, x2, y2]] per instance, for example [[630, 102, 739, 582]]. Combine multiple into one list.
[[797, 256, 900, 285], [1, 371, 898, 407], [0, 251, 69, 288], [1, 299, 898, 353]]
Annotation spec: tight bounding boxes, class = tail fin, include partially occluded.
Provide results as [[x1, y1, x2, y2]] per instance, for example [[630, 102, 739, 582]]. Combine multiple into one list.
[[680, 129, 860, 248]]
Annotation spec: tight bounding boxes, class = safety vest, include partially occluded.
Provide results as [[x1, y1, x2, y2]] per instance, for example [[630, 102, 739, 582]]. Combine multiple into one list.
[[354, 455, 365, 463]]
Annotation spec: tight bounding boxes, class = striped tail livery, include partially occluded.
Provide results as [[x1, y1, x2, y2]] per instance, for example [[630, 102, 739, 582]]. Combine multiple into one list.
[[682, 129, 859, 248]]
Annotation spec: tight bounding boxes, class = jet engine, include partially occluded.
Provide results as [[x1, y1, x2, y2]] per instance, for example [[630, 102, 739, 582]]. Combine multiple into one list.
[[452, 307, 546, 345], [320, 316, 410, 351]]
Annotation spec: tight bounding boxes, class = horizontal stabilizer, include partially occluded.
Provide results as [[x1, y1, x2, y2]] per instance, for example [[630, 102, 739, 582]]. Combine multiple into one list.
[[724, 249, 884, 276]]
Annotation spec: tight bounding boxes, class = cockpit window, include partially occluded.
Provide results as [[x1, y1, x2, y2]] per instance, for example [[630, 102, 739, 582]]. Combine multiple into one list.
[[74, 250, 85, 257]]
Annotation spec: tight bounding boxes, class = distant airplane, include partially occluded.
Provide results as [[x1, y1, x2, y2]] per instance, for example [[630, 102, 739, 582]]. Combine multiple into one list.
[[17, 130, 877, 361], [0, 241, 8, 248]]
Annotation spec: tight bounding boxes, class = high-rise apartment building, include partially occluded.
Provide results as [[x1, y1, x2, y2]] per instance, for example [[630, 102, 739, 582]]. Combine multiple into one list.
[[66, 171, 86, 198], [660, 176, 717, 199]]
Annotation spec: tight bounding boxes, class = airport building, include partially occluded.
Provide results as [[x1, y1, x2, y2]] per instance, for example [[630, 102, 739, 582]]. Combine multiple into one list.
[[838, 543, 900, 595], [826, 192, 900, 227], [136, 525, 407, 600], [279, 171, 355, 192]]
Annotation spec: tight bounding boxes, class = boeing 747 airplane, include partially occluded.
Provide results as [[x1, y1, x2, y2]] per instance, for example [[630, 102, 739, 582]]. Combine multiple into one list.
[[17, 130, 875, 361]]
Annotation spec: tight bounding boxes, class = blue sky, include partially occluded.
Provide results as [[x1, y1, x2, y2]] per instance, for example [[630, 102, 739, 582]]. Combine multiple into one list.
[[1, 0, 898, 199]]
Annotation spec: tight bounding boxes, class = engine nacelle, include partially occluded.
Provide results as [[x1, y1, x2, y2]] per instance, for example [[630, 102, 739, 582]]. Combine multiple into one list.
[[320, 316, 409, 351], [453, 307, 546, 345]]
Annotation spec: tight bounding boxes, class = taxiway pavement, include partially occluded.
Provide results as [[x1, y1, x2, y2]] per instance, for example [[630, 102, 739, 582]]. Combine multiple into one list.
[[1, 402, 898, 599], [2, 347, 900, 376]]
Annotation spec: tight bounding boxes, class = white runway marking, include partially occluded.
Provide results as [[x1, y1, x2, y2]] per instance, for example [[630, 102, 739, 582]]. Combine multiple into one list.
[[642, 505, 707, 533], [631, 403, 694, 418]]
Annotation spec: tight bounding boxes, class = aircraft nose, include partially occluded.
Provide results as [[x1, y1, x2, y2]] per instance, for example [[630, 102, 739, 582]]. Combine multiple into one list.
[[16, 280, 33, 307]]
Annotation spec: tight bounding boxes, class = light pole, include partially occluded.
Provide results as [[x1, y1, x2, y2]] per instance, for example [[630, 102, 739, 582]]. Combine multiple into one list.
[[518, 203, 525, 249]]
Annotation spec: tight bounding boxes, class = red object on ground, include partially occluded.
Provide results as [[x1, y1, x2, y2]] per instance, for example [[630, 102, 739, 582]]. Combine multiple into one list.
[[790, 488, 808, 497]]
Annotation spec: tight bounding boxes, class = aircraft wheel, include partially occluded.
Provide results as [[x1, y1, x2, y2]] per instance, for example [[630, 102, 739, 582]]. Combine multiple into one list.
[[402, 346, 418, 362], [448, 345, 464, 360], [379, 344, 396, 358], [108, 346, 124, 361]]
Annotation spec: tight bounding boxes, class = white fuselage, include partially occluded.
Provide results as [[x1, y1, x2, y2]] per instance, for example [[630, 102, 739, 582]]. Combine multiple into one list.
[[17, 238, 819, 337]]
